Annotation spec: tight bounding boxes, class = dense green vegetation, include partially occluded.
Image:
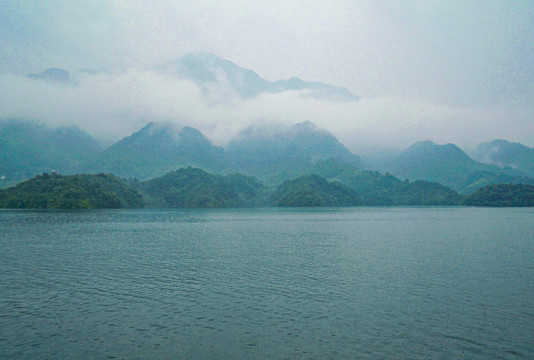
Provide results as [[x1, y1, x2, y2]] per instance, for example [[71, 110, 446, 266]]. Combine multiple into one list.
[[272, 174, 362, 207], [279, 160, 464, 206], [0, 173, 144, 209], [2, 168, 532, 209], [139, 167, 266, 208], [464, 184, 534, 207]]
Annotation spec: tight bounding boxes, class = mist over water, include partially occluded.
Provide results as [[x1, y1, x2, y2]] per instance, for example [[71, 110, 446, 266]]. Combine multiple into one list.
[[1, 208, 533, 359]]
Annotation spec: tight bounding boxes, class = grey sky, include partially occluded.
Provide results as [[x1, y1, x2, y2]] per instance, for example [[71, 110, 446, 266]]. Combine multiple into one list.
[[1, 0, 533, 148]]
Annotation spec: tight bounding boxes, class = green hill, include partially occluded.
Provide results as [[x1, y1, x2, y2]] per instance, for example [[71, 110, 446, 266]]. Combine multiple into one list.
[[464, 184, 534, 207], [139, 167, 266, 208], [270, 160, 463, 206], [0, 173, 143, 209], [272, 174, 362, 207]]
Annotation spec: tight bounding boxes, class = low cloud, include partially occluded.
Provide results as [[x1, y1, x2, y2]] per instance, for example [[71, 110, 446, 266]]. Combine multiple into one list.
[[1, 70, 532, 151]]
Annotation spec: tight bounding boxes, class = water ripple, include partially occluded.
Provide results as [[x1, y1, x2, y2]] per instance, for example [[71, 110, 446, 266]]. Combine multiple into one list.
[[1, 208, 533, 359]]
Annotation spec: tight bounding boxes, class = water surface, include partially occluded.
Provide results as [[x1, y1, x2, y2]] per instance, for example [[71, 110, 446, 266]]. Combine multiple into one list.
[[1, 207, 533, 359]]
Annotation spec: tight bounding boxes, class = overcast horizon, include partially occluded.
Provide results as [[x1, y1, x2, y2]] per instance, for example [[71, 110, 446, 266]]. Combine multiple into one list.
[[1, 1, 533, 150]]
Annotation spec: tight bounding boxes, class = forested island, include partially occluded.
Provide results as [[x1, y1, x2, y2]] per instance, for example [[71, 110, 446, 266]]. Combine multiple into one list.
[[1, 167, 532, 209]]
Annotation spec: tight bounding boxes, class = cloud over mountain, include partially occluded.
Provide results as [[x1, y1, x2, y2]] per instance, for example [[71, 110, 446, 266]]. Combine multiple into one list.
[[0, 53, 533, 151]]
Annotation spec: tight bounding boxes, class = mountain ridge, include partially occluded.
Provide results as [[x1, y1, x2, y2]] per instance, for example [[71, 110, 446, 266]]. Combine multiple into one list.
[[82, 122, 226, 180], [3, 118, 534, 198], [383, 140, 534, 193], [0, 119, 103, 186], [159, 52, 360, 102], [470, 139, 534, 177]]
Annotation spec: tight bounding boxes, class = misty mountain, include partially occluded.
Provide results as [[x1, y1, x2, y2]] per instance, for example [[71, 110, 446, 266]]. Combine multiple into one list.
[[83, 122, 226, 180], [4, 116, 531, 205], [470, 139, 534, 177], [27, 68, 71, 83], [159, 52, 360, 102], [0, 119, 103, 187], [226, 120, 367, 181], [386, 141, 534, 194], [81, 120, 367, 182]]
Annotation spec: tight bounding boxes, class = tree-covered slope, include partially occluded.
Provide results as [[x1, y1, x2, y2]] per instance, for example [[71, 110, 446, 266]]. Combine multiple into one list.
[[83, 122, 226, 180], [464, 184, 534, 207], [0, 119, 103, 187], [387, 141, 534, 194], [139, 167, 266, 208], [272, 174, 362, 207], [0, 173, 143, 209], [305, 160, 463, 205]]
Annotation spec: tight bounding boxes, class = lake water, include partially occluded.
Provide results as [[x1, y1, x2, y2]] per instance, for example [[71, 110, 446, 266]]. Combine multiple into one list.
[[0, 207, 533, 359]]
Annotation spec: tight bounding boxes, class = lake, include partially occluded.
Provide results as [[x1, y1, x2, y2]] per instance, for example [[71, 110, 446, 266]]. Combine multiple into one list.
[[1, 207, 533, 359]]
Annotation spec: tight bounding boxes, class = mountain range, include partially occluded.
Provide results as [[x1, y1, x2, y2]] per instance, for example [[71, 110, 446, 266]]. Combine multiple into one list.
[[4, 53, 533, 197], [159, 52, 360, 102], [2, 118, 533, 199], [26, 52, 360, 103]]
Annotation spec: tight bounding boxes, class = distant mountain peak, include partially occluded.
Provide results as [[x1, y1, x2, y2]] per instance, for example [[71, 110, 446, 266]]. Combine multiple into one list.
[[228, 120, 367, 175], [27, 68, 71, 83], [405, 141, 468, 159], [293, 120, 318, 132], [387, 139, 534, 193], [132, 122, 212, 143], [84, 122, 225, 180], [470, 139, 534, 177], [235, 120, 323, 141], [158, 53, 360, 102]]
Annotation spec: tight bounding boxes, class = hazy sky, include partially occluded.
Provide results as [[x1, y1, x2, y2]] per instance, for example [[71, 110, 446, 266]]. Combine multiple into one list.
[[1, 0, 533, 149]]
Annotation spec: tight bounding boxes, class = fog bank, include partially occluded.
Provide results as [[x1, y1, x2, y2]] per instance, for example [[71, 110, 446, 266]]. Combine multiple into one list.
[[1, 70, 532, 150]]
